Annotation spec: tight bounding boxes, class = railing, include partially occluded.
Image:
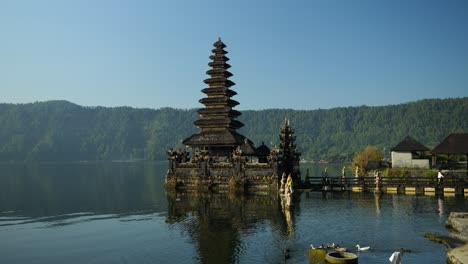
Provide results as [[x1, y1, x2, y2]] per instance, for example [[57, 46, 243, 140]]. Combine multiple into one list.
[[303, 176, 468, 190]]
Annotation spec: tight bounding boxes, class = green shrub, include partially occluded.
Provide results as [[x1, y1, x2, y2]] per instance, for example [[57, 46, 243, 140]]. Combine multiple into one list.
[[381, 168, 390, 177], [387, 168, 411, 177], [423, 169, 437, 178]]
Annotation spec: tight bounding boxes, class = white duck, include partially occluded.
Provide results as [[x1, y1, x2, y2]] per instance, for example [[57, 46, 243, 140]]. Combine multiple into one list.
[[334, 244, 348, 252], [389, 251, 402, 264], [355, 244, 370, 251], [309, 244, 325, 249]]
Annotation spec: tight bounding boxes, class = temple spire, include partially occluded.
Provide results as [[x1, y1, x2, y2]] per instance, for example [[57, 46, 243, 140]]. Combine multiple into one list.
[[183, 38, 248, 155], [279, 118, 301, 183]]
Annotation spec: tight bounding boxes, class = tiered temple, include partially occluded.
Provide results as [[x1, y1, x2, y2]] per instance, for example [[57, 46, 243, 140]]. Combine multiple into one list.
[[183, 38, 249, 158], [166, 38, 301, 192]]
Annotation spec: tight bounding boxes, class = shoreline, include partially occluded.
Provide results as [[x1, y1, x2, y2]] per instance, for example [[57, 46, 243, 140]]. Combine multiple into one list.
[[446, 212, 468, 264]]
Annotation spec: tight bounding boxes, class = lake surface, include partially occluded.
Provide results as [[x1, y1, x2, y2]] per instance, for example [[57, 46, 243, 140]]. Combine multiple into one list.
[[0, 162, 466, 263]]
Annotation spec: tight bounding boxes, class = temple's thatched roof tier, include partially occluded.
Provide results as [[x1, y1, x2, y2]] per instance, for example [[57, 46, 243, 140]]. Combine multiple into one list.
[[213, 38, 226, 48], [194, 119, 244, 130], [205, 69, 233, 78], [201, 87, 237, 97], [209, 53, 229, 60], [209, 49, 228, 55], [183, 130, 246, 147], [197, 108, 241, 118], [432, 133, 468, 154], [199, 98, 239, 107], [391, 136, 430, 152], [208, 61, 231, 69], [203, 78, 235, 87]]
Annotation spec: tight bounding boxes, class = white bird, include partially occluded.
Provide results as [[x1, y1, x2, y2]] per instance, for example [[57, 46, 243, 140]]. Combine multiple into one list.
[[310, 244, 325, 249], [334, 245, 348, 252], [389, 251, 402, 264], [355, 244, 370, 251]]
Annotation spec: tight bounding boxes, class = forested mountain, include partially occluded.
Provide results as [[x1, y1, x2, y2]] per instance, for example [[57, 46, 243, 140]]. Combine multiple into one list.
[[0, 98, 466, 162]]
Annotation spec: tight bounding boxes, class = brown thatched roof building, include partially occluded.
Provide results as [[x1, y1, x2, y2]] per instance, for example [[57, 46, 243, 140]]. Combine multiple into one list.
[[432, 133, 468, 155], [240, 139, 256, 156], [256, 142, 271, 163], [391, 136, 430, 152], [431, 133, 468, 170]]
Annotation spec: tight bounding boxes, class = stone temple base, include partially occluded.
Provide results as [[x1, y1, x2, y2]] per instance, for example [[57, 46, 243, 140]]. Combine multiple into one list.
[[166, 162, 279, 191]]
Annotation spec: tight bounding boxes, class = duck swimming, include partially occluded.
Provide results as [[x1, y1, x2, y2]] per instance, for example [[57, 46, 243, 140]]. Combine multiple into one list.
[[334, 244, 348, 252], [355, 244, 370, 251]]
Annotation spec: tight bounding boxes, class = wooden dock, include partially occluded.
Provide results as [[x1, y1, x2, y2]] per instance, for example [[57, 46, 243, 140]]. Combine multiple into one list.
[[302, 176, 468, 195]]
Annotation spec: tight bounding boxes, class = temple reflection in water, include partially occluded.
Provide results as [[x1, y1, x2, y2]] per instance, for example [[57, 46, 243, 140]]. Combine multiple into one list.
[[166, 191, 300, 263]]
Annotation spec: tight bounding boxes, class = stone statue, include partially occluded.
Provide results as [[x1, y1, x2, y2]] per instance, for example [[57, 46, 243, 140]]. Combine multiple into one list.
[[181, 149, 189, 163], [192, 151, 200, 163], [322, 167, 329, 185], [167, 148, 178, 172], [284, 174, 294, 207], [286, 174, 293, 192], [280, 172, 286, 192], [175, 150, 182, 163], [374, 170, 381, 193], [232, 147, 244, 162], [341, 166, 347, 185], [268, 147, 279, 162]]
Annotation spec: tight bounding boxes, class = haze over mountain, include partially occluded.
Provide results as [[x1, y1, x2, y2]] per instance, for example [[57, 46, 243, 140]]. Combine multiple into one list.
[[0, 97, 466, 162]]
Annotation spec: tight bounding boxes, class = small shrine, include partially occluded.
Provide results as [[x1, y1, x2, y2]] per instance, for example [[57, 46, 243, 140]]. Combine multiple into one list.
[[166, 38, 301, 191]]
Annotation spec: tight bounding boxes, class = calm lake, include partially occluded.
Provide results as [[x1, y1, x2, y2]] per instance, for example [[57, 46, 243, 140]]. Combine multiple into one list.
[[1, 161, 466, 263]]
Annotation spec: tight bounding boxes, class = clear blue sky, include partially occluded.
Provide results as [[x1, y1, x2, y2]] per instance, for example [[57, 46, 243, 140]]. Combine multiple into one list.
[[1, 0, 467, 110]]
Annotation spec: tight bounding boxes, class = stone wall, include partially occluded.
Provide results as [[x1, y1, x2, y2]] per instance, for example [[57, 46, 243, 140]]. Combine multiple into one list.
[[391, 151, 430, 168], [167, 161, 278, 191]]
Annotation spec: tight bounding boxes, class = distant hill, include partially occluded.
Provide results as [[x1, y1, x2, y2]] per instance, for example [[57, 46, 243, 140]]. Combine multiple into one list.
[[0, 98, 466, 162]]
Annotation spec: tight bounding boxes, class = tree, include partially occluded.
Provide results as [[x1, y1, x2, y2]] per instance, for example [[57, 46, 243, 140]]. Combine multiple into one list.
[[0, 98, 466, 162], [352, 146, 383, 174]]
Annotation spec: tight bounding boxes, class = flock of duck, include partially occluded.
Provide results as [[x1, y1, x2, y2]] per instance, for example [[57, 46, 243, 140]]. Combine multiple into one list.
[[309, 243, 371, 252], [281, 242, 411, 263], [305, 243, 407, 263]]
